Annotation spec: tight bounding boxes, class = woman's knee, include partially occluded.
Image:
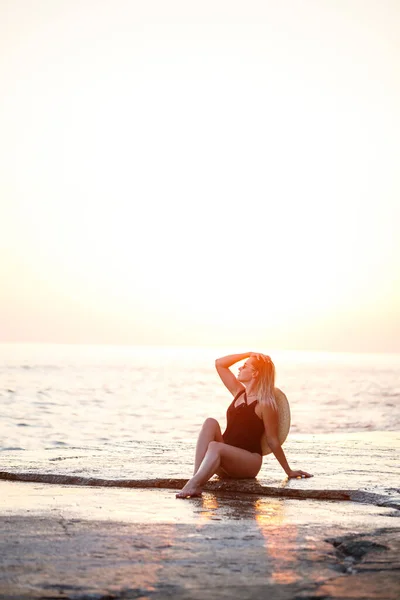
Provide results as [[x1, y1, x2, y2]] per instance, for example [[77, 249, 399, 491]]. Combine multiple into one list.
[[202, 417, 219, 431]]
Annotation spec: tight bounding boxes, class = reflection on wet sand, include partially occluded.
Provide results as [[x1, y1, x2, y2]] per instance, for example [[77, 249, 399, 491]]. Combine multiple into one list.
[[128, 524, 177, 592], [197, 492, 220, 524], [195, 492, 300, 585], [254, 497, 300, 584]]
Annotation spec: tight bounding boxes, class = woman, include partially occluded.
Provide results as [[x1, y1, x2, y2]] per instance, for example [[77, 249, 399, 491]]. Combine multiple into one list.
[[176, 351, 312, 499]]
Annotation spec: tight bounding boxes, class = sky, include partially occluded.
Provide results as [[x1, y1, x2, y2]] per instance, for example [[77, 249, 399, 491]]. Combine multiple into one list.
[[1, 0, 399, 352]]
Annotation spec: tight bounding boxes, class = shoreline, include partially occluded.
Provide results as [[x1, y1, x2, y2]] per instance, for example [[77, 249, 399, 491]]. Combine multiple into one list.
[[1, 431, 399, 510], [1, 471, 399, 510]]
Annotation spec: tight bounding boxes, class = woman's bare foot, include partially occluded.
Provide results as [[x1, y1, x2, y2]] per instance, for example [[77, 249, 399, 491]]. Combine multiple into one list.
[[176, 478, 203, 499]]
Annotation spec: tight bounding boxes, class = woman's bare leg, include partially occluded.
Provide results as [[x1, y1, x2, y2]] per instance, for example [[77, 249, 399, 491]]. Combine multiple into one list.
[[176, 442, 262, 498], [193, 418, 223, 475]]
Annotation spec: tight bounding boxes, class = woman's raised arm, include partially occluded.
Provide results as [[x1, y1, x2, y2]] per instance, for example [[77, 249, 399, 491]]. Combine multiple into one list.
[[215, 352, 250, 396]]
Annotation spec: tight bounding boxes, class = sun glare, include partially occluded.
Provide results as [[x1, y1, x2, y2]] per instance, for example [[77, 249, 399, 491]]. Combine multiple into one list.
[[1, 1, 399, 349]]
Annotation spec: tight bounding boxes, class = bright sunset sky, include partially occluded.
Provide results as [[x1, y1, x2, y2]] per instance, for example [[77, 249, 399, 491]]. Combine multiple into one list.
[[1, 1, 399, 352]]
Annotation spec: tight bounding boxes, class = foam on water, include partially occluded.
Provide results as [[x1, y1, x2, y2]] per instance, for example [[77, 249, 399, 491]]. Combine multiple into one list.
[[0, 433, 399, 510]]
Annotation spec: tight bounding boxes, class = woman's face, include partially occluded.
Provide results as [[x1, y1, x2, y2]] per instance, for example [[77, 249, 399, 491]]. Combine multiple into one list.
[[237, 358, 257, 383]]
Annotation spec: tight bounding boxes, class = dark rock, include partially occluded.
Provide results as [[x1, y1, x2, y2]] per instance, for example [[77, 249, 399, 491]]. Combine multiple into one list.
[[336, 539, 387, 560], [326, 534, 388, 561]]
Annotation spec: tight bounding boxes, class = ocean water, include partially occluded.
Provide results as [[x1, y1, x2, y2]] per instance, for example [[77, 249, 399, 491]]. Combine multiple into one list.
[[1, 343, 399, 456]]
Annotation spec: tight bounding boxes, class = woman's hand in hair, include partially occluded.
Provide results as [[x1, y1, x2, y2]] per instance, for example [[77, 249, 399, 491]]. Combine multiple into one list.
[[250, 352, 271, 363]]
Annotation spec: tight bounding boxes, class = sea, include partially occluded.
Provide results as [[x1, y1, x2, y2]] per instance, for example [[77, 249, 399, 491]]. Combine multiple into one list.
[[2, 343, 399, 448], [0, 343, 399, 482]]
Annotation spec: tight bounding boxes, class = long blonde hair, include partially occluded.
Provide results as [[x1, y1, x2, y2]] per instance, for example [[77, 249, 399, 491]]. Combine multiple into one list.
[[252, 355, 277, 411]]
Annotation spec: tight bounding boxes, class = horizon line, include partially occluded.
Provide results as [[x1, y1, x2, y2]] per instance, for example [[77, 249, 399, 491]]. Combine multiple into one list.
[[0, 341, 399, 356]]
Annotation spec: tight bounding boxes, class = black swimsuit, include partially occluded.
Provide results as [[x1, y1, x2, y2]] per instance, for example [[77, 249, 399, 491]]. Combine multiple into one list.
[[222, 389, 264, 455]]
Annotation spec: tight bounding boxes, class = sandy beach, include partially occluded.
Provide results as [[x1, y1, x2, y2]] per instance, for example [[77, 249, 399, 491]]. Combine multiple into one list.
[[1, 432, 399, 599], [1, 484, 399, 600]]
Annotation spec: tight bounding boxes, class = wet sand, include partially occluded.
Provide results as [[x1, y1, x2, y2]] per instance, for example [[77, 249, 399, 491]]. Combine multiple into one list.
[[1, 482, 399, 599]]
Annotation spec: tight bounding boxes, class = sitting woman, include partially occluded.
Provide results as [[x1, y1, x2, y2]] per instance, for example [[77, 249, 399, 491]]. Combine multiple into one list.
[[176, 351, 312, 499]]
